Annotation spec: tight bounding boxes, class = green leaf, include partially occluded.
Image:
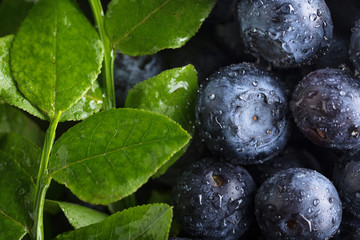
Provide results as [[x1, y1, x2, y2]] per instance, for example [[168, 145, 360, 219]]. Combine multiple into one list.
[[0, 0, 35, 37], [45, 200, 108, 229], [125, 65, 197, 176], [105, 0, 216, 56], [60, 80, 103, 122], [0, 35, 103, 122], [0, 103, 44, 146], [49, 108, 191, 205], [0, 151, 35, 239], [56, 204, 172, 240], [0, 133, 41, 180], [10, 0, 104, 120], [0, 35, 47, 120], [125, 65, 197, 133]]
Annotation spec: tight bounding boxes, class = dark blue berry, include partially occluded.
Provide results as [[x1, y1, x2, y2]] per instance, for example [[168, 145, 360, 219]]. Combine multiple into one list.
[[350, 19, 360, 73], [172, 157, 256, 240], [255, 168, 342, 240], [195, 63, 290, 165], [333, 151, 360, 218], [238, 0, 333, 68], [290, 68, 360, 150], [114, 53, 162, 107]]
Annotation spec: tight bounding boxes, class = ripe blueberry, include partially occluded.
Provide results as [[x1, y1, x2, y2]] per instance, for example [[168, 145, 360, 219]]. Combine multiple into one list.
[[333, 151, 360, 218], [172, 157, 256, 240], [290, 68, 360, 150], [195, 63, 290, 165], [255, 168, 342, 240], [350, 19, 360, 73], [238, 0, 333, 68]]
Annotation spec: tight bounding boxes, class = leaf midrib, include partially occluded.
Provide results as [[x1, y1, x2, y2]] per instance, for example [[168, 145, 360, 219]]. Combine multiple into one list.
[[50, 136, 185, 176], [113, 0, 171, 46], [52, 6, 58, 117], [129, 207, 170, 240]]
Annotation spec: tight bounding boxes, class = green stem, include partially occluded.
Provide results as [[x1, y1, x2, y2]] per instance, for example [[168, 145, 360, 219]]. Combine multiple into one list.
[[89, 0, 116, 110], [32, 112, 61, 240]]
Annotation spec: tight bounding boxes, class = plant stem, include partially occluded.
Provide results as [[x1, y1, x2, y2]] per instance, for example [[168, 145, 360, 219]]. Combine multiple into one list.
[[32, 112, 61, 240], [89, 0, 116, 110]]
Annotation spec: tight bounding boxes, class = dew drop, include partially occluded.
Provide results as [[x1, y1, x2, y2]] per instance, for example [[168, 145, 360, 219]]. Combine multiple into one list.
[[309, 13, 317, 21]]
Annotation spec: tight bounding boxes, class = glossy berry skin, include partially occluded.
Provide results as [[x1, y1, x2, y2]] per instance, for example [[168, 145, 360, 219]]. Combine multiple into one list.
[[195, 63, 290, 165], [350, 19, 360, 73], [238, 0, 333, 68], [114, 53, 162, 107], [290, 68, 360, 150], [172, 157, 256, 240], [333, 152, 360, 218], [255, 168, 342, 240]]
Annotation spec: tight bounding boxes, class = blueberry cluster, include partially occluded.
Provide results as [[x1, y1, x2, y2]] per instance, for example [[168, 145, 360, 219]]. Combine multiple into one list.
[[113, 0, 360, 239]]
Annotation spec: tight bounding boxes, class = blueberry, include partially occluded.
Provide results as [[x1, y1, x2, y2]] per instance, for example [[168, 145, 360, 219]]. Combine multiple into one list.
[[290, 68, 360, 150], [195, 63, 290, 165], [238, 0, 333, 68], [333, 151, 360, 218], [114, 53, 162, 107], [172, 157, 256, 240], [350, 19, 360, 73], [255, 168, 342, 240]]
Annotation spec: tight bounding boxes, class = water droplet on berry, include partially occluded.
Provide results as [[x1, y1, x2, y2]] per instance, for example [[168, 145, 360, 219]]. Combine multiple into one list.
[[309, 13, 317, 21]]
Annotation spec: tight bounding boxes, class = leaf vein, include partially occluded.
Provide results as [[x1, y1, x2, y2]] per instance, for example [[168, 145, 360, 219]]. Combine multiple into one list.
[[0, 210, 27, 230], [131, 208, 170, 239], [50, 137, 183, 176], [113, 0, 171, 46]]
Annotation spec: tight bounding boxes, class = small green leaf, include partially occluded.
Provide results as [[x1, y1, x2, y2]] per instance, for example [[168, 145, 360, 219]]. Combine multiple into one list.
[[0, 151, 35, 239], [60, 80, 103, 122], [0, 103, 44, 146], [0, 0, 35, 37], [11, 0, 104, 119], [0, 35, 47, 120], [45, 200, 108, 229], [0, 35, 103, 122], [49, 108, 191, 205], [56, 204, 172, 240], [125, 65, 198, 176], [125, 65, 198, 133], [0, 133, 41, 180], [105, 0, 216, 55]]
